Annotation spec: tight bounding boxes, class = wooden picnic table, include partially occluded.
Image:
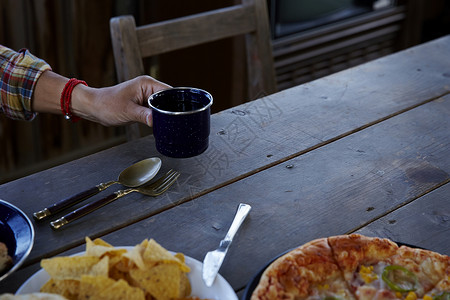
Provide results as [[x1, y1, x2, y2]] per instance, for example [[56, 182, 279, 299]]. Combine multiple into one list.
[[0, 35, 449, 297]]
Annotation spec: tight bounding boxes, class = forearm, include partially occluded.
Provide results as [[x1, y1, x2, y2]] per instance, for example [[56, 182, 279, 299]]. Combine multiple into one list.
[[33, 70, 170, 126], [31, 70, 67, 114], [31, 70, 92, 118]]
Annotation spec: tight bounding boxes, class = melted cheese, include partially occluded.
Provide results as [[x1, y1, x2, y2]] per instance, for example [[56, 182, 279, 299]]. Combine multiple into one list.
[[404, 291, 417, 300], [359, 265, 379, 284]]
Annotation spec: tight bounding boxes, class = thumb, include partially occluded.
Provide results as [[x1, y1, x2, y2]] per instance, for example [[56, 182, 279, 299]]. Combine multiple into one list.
[[133, 105, 153, 127]]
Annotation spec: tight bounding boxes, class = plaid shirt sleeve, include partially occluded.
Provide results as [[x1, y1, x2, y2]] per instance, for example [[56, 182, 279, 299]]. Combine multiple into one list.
[[0, 45, 52, 121]]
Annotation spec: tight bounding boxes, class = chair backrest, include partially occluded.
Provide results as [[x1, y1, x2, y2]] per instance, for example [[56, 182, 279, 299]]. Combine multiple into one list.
[[110, 0, 277, 140]]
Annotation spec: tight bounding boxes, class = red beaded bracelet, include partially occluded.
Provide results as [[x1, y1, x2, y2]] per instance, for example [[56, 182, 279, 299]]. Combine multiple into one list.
[[60, 78, 87, 122]]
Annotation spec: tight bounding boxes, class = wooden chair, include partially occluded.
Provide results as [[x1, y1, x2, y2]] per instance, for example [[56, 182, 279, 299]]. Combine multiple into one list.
[[110, 0, 277, 140]]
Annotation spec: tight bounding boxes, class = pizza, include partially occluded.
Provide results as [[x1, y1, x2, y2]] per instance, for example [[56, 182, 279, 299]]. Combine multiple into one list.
[[251, 234, 449, 300]]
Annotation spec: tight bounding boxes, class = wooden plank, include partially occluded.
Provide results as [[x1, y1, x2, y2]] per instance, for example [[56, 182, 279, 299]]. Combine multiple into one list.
[[110, 0, 276, 135], [110, 15, 145, 82], [0, 0, 126, 184], [90, 95, 449, 292], [133, 0, 276, 101], [1, 92, 448, 294], [109, 15, 146, 140], [243, 0, 277, 99], [355, 183, 450, 255], [0, 263, 42, 294], [0, 37, 449, 267], [137, 5, 255, 57]]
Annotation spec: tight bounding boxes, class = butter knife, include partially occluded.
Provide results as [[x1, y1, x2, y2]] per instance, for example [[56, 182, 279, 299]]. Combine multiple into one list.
[[202, 203, 251, 287]]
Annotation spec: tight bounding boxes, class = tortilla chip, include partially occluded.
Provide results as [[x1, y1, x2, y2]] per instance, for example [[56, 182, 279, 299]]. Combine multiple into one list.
[[40, 278, 79, 300], [143, 239, 177, 263], [38, 237, 193, 300], [79, 275, 145, 300], [0, 293, 68, 300], [180, 270, 192, 297], [90, 256, 109, 276], [143, 239, 190, 272], [129, 263, 189, 300], [86, 237, 113, 248], [41, 256, 109, 280], [122, 244, 147, 270], [78, 275, 113, 299], [109, 265, 130, 282], [174, 252, 186, 263], [112, 255, 132, 272], [85, 237, 127, 260], [97, 278, 145, 300]]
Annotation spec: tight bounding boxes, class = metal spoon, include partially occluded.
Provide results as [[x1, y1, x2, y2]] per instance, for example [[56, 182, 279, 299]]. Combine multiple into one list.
[[33, 157, 162, 221]]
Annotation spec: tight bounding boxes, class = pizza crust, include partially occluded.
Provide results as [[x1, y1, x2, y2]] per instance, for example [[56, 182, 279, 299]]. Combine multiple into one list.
[[328, 234, 399, 280], [251, 237, 354, 300], [251, 234, 449, 300], [390, 246, 450, 294]]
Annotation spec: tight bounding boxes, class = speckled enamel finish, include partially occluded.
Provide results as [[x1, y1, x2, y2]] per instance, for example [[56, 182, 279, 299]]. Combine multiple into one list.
[[148, 88, 213, 158]]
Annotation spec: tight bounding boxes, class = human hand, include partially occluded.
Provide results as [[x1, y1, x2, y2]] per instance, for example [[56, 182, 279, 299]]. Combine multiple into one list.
[[73, 75, 171, 126]]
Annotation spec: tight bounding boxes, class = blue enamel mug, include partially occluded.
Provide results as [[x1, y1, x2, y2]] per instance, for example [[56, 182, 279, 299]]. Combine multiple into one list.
[[148, 87, 213, 158]]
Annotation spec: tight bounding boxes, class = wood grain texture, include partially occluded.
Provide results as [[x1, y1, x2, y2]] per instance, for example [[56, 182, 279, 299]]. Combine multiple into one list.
[[1, 37, 449, 262], [1, 92, 448, 294], [110, 15, 145, 140], [243, 0, 277, 99], [110, 0, 277, 119], [85, 95, 449, 292], [110, 15, 144, 82], [0, 36, 449, 293], [137, 5, 255, 56], [0, 1, 122, 183], [355, 183, 450, 255]]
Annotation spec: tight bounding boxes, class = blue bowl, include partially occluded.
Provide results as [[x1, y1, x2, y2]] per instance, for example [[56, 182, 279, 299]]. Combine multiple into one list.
[[148, 87, 213, 158], [0, 199, 34, 282]]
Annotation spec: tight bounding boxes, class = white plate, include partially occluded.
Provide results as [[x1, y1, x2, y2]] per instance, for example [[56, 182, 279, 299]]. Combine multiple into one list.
[[17, 247, 237, 300]]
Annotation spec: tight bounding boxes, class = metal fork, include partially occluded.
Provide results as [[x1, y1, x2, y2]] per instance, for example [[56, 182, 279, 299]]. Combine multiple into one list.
[[50, 170, 180, 230]]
